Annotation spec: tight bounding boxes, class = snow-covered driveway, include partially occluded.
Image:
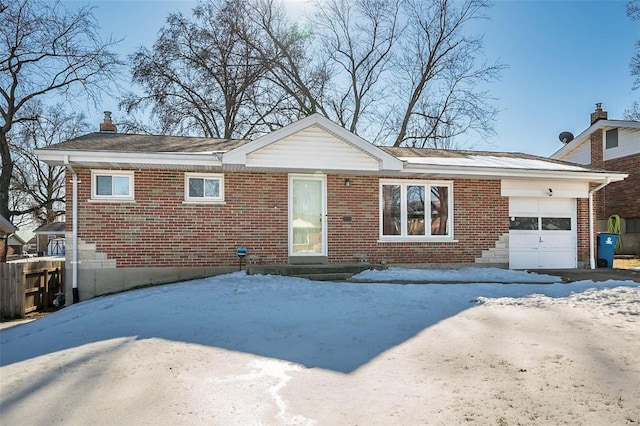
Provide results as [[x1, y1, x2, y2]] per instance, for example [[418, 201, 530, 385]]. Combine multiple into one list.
[[1, 269, 639, 425]]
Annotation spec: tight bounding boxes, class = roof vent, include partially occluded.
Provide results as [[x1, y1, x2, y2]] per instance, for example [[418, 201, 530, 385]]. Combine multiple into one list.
[[559, 131, 574, 144]]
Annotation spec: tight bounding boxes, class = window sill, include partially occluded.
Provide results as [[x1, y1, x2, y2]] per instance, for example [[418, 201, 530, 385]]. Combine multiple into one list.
[[377, 238, 458, 243], [88, 199, 136, 203], [182, 201, 226, 205]]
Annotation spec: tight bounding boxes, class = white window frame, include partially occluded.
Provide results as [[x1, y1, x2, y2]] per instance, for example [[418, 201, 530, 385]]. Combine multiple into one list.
[[90, 170, 134, 201], [379, 179, 454, 242], [184, 173, 225, 203]]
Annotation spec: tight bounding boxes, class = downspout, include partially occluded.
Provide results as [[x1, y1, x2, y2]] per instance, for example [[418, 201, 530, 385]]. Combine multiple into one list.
[[588, 177, 611, 269], [64, 156, 79, 303]]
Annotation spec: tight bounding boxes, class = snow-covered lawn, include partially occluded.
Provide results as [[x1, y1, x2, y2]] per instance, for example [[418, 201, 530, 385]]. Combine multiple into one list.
[[1, 268, 639, 425]]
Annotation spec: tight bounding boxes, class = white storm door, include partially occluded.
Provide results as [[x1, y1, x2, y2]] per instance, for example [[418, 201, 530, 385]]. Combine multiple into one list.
[[289, 175, 327, 257]]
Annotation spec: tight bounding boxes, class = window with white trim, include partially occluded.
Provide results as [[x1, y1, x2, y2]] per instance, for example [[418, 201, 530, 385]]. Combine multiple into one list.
[[185, 173, 224, 202], [605, 128, 618, 149], [380, 180, 453, 240], [91, 170, 134, 201]]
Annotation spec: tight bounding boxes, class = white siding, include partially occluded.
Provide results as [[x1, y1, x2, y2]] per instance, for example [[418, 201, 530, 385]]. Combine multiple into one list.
[[604, 128, 640, 161], [559, 141, 591, 164], [246, 125, 380, 170], [501, 179, 589, 198]]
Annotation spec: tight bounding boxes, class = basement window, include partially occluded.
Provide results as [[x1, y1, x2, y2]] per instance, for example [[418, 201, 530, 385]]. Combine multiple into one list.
[[91, 170, 134, 201], [184, 173, 224, 203]]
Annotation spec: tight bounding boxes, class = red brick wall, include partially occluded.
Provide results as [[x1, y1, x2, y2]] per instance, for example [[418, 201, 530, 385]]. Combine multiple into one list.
[[67, 169, 514, 267], [576, 197, 590, 265], [602, 153, 640, 220]]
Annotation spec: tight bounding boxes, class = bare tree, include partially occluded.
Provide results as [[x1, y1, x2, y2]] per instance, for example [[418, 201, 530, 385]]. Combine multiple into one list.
[[128, 0, 502, 148], [390, 0, 504, 148], [10, 103, 90, 229], [310, 0, 401, 134], [123, 0, 274, 139], [625, 0, 640, 120], [0, 0, 122, 233], [245, 0, 330, 124]]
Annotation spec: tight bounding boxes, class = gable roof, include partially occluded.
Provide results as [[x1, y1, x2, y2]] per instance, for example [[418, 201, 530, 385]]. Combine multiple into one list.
[[550, 119, 640, 160], [223, 114, 404, 172], [1, 215, 18, 236], [34, 222, 66, 234], [8, 234, 27, 245], [35, 115, 627, 183]]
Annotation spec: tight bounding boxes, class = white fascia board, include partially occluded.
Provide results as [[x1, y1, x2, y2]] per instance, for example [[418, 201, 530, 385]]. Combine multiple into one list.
[[223, 114, 404, 171], [550, 120, 640, 159], [401, 163, 628, 182], [34, 149, 222, 168]]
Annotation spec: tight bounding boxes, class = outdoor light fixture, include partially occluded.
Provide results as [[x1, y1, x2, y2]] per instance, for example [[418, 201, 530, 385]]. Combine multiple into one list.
[[344, 179, 351, 187]]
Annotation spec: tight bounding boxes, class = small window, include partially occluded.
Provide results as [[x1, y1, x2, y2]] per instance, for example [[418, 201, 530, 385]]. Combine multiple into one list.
[[542, 217, 571, 231], [509, 217, 539, 230], [91, 171, 134, 200], [380, 180, 453, 240], [605, 128, 618, 149], [627, 218, 640, 234], [185, 173, 224, 202]]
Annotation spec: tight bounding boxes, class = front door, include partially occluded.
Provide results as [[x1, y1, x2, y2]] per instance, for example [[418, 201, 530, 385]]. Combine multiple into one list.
[[289, 175, 327, 259]]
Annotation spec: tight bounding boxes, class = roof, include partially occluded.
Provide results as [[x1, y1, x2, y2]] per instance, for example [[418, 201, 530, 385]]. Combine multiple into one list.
[[382, 147, 609, 172], [34, 222, 66, 234], [8, 234, 27, 245], [550, 119, 640, 160], [40, 132, 249, 153], [35, 115, 627, 183], [1, 215, 18, 235]]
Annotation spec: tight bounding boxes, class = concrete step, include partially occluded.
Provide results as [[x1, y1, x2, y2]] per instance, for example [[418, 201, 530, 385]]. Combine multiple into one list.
[[246, 263, 385, 278]]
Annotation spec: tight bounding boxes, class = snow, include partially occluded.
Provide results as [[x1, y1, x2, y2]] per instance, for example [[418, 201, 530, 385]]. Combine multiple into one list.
[[1, 267, 639, 425], [398, 155, 587, 171], [351, 266, 561, 283]]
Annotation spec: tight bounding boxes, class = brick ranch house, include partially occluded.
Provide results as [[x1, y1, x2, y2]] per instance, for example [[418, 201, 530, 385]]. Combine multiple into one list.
[[551, 104, 640, 254], [36, 113, 627, 303]]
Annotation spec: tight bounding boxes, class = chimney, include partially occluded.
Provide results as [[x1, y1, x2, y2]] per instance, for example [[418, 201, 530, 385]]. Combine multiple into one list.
[[590, 103, 608, 125], [99, 111, 117, 132]]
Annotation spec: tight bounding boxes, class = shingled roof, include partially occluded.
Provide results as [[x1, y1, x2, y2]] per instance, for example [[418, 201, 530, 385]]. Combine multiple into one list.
[[381, 147, 611, 172], [40, 132, 249, 153]]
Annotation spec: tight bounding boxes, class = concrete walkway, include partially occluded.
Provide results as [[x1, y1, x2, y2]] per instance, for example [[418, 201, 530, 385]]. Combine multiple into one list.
[[530, 268, 640, 283]]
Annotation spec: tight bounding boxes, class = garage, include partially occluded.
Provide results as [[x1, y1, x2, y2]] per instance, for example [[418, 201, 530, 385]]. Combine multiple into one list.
[[508, 197, 577, 269]]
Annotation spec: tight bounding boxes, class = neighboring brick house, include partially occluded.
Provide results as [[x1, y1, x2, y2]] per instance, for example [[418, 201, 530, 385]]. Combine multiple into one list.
[[551, 104, 640, 254], [36, 114, 626, 302]]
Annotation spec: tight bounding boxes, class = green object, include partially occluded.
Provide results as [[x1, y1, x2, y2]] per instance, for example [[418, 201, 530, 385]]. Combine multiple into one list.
[[607, 214, 621, 253]]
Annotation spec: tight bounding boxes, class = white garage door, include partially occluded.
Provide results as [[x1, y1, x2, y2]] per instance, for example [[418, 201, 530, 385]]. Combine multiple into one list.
[[509, 198, 577, 269]]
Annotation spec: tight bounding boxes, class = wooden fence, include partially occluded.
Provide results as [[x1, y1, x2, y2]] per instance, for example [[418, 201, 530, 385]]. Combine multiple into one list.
[[0, 260, 65, 320]]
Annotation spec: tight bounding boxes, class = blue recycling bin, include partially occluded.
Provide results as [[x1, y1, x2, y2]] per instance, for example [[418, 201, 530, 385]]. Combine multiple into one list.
[[596, 233, 619, 268]]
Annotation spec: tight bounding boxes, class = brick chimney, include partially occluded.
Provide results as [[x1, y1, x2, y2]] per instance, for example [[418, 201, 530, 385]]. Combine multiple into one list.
[[99, 111, 117, 132], [590, 102, 608, 125], [590, 103, 605, 169]]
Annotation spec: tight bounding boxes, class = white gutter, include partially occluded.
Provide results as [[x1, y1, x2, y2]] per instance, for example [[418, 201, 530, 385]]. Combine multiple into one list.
[[64, 156, 80, 303], [588, 178, 611, 269]]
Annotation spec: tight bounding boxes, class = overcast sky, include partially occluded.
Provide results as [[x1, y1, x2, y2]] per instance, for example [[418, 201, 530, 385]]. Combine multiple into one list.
[[69, 0, 638, 157]]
